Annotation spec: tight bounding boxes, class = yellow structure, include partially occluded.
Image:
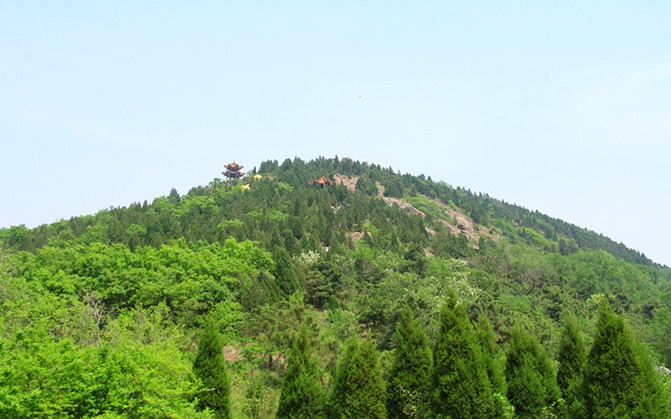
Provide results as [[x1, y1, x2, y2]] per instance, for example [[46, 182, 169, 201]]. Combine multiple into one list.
[[241, 184, 250, 191], [253, 174, 262, 181]]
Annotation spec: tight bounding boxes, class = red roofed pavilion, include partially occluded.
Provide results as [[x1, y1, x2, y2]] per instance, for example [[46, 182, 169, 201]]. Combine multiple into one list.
[[310, 176, 334, 187], [223, 162, 245, 181]]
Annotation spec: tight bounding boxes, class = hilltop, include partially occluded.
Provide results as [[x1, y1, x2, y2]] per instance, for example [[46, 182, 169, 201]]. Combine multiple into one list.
[[2, 156, 656, 265], [1, 156, 670, 417]]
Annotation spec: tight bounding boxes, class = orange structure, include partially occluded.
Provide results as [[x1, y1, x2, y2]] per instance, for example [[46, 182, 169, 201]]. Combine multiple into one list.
[[310, 176, 334, 187], [223, 162, 245, 181]]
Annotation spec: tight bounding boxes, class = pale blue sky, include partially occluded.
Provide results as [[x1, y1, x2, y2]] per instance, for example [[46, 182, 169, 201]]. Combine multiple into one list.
[[2, 2, 670, 266]]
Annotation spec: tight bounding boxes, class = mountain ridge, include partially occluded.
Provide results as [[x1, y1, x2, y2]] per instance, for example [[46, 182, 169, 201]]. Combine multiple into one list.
[[0, 156, 659, 268]]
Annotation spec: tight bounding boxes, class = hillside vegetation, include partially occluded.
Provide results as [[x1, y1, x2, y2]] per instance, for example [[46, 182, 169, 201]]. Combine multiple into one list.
[[1, 156, 670, 417]]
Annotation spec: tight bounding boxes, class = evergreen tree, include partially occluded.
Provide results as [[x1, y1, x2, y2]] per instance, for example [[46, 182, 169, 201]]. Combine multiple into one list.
[[387, 305, 432, 418], [329, 337, 387, 418], [475, 315, 511, 417], [277, 325, 325, 418], [272, 245, 303, 297], [429, 293, 497, 418], [583, 301, 669, 418], [557, 314, 586, 416], [401, 243, 428, 278], [192, 322, 231, 418], [504, 326, 560, 418]]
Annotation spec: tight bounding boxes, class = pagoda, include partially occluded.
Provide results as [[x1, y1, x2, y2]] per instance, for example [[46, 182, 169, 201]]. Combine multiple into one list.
[[223, 161, 245, 181], [310, 176, 334, 187]]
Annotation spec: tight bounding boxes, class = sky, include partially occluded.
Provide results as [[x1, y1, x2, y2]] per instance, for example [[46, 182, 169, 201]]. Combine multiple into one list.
[[1, 2, 670, 266]]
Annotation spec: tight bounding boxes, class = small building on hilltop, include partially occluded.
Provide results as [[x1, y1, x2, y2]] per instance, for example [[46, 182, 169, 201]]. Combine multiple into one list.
[[223, 162, 245, 181], [310, 176, 334, 187]]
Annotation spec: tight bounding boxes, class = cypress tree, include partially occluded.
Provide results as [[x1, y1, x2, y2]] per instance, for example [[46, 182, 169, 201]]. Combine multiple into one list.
[[504, 326, 560, 418], [429, 293, 497, 418], [387, 305, 432, 418], [272, 246, 303, 297], [556, 314, 586, 416], [193, 322, 231, 418], [277, 325, 325, 418], [475, 315, 510, 417], [583, 301, 669, 418], [329, 337, 387, 418]]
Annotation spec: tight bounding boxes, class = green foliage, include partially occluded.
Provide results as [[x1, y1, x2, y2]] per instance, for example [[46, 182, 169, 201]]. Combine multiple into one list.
[[475, 315, 511, 417], [272, 245, 303, 297], [431, 230, 475, 259], [0, 276, 203, 418], [583, 301, 669, 418], [1, 156, 671, 417], [557, 314, 586, 416], [504, 326, 561, 418], [402, 243, 428, 278], [356, 177, 379, 196], [386, 306, 432, 418], [330, 337, 387, 418], [277, 325, 325, 418], [429, 292, 498, 418], [193, 322, 231, 418]]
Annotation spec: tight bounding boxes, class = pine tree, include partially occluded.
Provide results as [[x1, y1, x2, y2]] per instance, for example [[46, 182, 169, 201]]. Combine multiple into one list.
[[192, 322, 231, 418], [387, 306, 432, 418], [583, 301, 669, 418], [277, 325, 325, 418], [329, 337, 387, 418], [504, 326, 560, 418], [429, 293, 497, 418], [556, 314, 586, 416]]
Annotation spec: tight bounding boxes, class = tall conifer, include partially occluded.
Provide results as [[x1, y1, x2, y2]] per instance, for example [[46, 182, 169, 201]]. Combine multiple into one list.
[[387, 305, 432, 418], [504, 326, 560, 418], [193, 322, 231, 418], [476, 315, 510, 417], [557, 314, 586, 415], [583, 301, 668, 417], [277, 325, 325, 418], [429, 293, 497, 418], [329, 337, 387, 418]]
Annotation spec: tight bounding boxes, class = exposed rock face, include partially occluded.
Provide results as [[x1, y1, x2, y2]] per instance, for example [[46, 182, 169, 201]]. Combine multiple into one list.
[[333, 173, 358, 191], [375, 181, 385, 197], [383, 197, 426, 217], [334, 174, 498, 245]]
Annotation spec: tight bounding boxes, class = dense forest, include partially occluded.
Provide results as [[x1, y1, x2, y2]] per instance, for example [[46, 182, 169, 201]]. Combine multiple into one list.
[[1, 156, 670, 418]]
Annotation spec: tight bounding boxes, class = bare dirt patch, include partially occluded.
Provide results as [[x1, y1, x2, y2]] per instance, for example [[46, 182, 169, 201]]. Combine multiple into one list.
[[224, 345, 243, 362], [349, 231, 371, 241]]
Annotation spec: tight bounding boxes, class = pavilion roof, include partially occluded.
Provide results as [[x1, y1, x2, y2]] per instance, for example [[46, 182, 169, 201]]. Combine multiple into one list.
[[313, 176, 333, 185]]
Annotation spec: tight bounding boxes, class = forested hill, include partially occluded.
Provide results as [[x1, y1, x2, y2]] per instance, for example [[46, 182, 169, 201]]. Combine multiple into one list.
[[0, 156, 656, 267], [1, 156, 671, 417]]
